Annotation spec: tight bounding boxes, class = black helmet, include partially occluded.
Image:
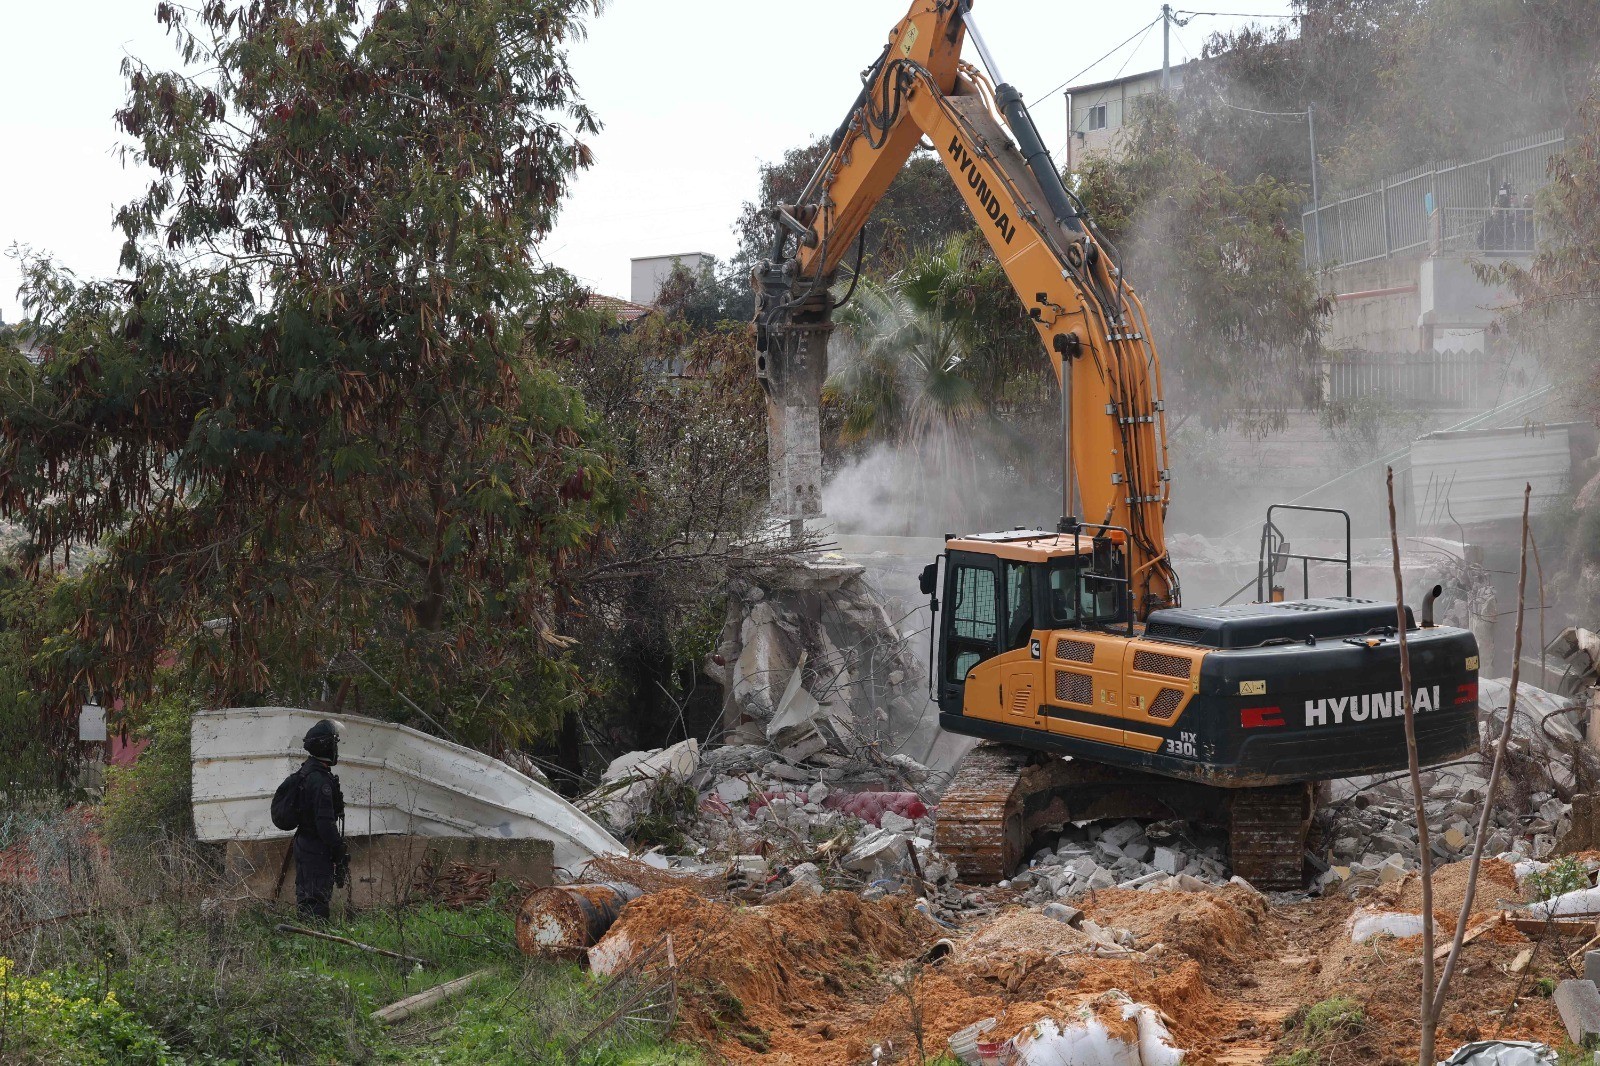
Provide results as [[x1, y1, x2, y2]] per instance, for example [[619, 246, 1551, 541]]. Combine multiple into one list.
[[304, 719, 341, 764]]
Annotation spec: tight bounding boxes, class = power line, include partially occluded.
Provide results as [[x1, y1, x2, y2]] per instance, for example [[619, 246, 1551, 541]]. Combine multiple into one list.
[[1213, 98, 1308, 117], [1110, 18, 1161, 83], [1173, 8, 1299, 17], [1028, 14, 1164, 108]]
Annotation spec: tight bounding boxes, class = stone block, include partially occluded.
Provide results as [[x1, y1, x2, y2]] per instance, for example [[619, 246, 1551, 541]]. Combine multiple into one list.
[[1152, 846, 1187, 876], [1042, 902, 1083, 927], [1586, 951, 1600, 986], [880, 811, 916, 834], [1100, 819, 1145, 849], [714, 777, 751, 804], [1122, 841, 1153, 863], [1068, 855, 1101, 880], [1554, 979, 1600, 1046]]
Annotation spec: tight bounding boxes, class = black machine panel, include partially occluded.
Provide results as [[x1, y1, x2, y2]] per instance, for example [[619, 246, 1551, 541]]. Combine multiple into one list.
[[1144, 597, 1415, 649]]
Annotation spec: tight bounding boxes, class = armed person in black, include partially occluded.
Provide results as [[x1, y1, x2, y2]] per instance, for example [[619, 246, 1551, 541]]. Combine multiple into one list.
[[294, 719, 349, 919]]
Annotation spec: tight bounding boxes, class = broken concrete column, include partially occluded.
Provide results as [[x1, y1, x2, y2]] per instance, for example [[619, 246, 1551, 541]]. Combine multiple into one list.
[[757, 291, 831, 528]]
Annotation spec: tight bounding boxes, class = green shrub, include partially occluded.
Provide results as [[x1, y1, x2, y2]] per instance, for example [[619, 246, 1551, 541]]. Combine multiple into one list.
[[630, 777, 701, 852], [1272, 996, 1367, 1065], [1297, 996, 1365, 1037], [99, 696, 195, 846], [1526, 856, 1590, 902], [116, 947, 364, 1063], [0, 955, 176, 1065]]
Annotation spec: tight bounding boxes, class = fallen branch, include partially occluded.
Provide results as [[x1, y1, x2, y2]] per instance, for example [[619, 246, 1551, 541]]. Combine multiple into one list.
[[0, 909, 89, 942], [371, 969, 490, 1025], [276, 923, 430, 967]]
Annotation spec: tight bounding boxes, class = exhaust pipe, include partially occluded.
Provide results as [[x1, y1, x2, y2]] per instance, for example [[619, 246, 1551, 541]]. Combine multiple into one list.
[[1420, 584, 1443, 628]]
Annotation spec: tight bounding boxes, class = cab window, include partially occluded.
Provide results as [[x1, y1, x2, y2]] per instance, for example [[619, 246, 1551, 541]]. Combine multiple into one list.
[[948, 564, 998, 681], [1049, 558, 1124, 626], [1005, 562, 1034, 650]]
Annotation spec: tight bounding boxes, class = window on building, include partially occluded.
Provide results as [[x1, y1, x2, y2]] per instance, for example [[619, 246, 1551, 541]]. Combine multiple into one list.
[[1086, 104, 1108, 132]]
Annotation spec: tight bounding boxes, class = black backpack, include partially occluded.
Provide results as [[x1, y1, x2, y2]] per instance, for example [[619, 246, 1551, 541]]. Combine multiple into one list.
[[270, 766, 309, 831]]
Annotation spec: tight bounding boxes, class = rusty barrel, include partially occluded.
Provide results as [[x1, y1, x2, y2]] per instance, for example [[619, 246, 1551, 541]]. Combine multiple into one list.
[[515, 882, 642, 958]]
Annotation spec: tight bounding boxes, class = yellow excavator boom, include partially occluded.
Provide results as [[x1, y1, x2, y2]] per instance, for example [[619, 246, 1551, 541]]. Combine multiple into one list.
[[753, 0, 1178, 614]]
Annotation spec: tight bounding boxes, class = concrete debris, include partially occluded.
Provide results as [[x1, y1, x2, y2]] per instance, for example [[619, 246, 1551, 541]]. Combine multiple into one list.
[[705, 559, 935, 765], [1545, 627, 1600, 697], [586, 738, 700, 836], [1009, 818, 1236, 904], [1553, 979, 1600, 1047], [1318, 676, 1600, 888]]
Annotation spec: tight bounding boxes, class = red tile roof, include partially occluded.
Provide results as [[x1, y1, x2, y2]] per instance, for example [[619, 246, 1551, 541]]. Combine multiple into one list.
[[585, 293, 655, 324]]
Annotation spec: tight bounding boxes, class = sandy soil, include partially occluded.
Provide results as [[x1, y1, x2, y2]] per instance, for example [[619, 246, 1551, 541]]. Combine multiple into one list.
[[595, 861, 1577, 1065]]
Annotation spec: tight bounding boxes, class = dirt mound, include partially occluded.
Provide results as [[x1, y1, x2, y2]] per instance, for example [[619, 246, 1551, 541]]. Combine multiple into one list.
[[1081, 883, 1270, 965], [955, 907, 1094, 960], [593, 887, 935, 1061], [1308, 929, 1567, 1063], [1393, 857, 1522, 921], [836, 953, 1226, 1061]]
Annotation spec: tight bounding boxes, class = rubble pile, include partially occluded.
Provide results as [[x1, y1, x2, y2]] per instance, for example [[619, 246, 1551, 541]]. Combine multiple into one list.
[[579, 715, 966, 910], [1006, 818, 1239, 904], [1319, 677, 1600, 892], [703, 558, 932, 757]]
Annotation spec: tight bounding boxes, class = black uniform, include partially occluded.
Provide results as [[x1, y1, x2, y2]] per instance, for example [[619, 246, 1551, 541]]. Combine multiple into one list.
[[293, 756, 346, 919]]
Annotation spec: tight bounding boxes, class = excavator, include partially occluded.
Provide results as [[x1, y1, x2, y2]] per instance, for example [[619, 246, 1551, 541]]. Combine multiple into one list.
[[751, 0, 1481, 888]]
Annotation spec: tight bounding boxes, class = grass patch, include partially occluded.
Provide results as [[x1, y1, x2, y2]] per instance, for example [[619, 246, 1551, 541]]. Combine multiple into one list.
[[11, 886, 702, 1064], [1271, 996, 1367, 1065]]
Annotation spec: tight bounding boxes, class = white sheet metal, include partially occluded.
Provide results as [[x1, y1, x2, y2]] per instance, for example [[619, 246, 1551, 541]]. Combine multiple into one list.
[[1411, 425, 1573, 527], [191, 707, 625, 876]]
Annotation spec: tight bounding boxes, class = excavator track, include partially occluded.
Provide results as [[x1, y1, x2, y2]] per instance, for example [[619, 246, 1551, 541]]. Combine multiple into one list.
[[935, 742, 1316, 888], [933, 742, 1033, 883], [1227, 782, 1314, 891]]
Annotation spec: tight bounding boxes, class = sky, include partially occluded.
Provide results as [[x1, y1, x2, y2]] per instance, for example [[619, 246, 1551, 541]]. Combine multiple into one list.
[[0, 0, 1294, 320]]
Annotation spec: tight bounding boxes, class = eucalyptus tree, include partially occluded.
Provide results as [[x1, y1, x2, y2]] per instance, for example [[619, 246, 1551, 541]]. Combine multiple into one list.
[[0, 0, 617, 744]]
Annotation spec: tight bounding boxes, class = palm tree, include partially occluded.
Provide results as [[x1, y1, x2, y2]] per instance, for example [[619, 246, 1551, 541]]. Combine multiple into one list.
[[825, 241, 986, 529]]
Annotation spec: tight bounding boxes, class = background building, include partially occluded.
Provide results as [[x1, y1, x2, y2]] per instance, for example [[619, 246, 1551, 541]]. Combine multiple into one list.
[[1063, 63, 1191, 167]]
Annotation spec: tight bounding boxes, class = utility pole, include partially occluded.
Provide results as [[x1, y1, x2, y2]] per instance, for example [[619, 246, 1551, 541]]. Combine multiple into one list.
[[1307, 102, 1323, 269], [1161, 4, 1172, 89]]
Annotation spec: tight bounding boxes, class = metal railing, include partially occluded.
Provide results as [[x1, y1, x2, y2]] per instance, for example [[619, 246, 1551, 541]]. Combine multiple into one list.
[[1437, 207, 1543, 255], [1325, 350, 1494, 408], [1302, 129, 1564, 269]]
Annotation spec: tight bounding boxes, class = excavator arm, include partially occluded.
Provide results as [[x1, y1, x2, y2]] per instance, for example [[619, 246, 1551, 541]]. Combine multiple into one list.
[[754, 0, 1179, 615]]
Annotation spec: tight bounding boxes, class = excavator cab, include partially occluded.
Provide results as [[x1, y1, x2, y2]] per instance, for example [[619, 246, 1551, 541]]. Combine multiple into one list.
[[923, 529, 1131, 711]]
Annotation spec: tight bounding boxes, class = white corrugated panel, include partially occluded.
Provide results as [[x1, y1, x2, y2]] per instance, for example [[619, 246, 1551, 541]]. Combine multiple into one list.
[[191, 708, 625, 876], [1410, 425, 1573, 526]]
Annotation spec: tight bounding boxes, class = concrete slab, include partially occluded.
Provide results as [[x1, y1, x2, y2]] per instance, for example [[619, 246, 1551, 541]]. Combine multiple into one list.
[[1554, 979, 1600, 1047]]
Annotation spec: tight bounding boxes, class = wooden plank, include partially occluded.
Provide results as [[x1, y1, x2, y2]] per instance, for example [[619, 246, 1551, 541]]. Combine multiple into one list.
[[1433, 914, 1502, 962], [1503, 914, 1599, 937], [372, 969, 491, 1026]]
